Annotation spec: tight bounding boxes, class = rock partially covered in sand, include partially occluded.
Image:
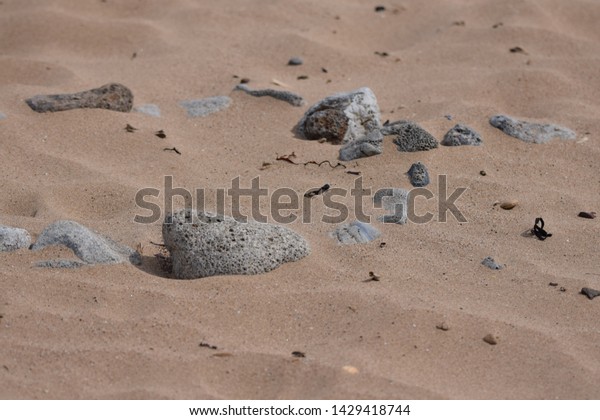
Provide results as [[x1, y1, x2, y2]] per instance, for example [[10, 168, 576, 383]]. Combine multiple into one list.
[[297, 87, 383, 160], [383, 121, 438, 152], [407, 162, 430, 187], [442, 124, 483, 146], [25, 83, 133, 113], [332, 220, 381, 245], [287, 56, 304, 66], [31, 220, 141, 265], [163, 209, 310, 279], [373, 188, 409, 224], [481, 256, 504, 270], [235, 84, 305, 107], [35, 259, 86, 269], [134, 104, 161, 117], [179, 96, 231, 117], [489, 114, 576, 143], [0, 226, 31, 252]]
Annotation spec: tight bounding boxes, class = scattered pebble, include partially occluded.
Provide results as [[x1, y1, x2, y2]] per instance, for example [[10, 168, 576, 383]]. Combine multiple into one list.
[[548, 282, 558, 287], [34, 259, 85, 269], [407, 161, 430, 187], [480, 170, 487, 176], [26, 83, 133, 113], [364, 271, 381, 282], [239, 78, 250, 84], [509, 46, 526, 54], [483, 334, 498, 345], [581, 287, 600, 300], [287, 57, 303, 66], [235, 84, 305, 107], [489, 115, 576, 143], [342, 365, 359, 374], [481, 256, 504, 270], [134, 103, 161, 117], [374, 5, 386, 12], [332, 220, 381, 245], [163, 210, 310, 279], [442, 124, 483, 146], [0, 225, 31, 252], [31, 220, 141, 265], [125, 123, 137, 133], [436, 322, 449, 331], [297, 75, 309, 80], [382, 121, 439, 152], [297, 87, 383, 161], [498, 200, 518, 210], [373, 188, 408, 224], [578, 211, 596, 219], [155, 130, 166, 139], [292, 351, 306, 358], [179, 96, 231, 117]]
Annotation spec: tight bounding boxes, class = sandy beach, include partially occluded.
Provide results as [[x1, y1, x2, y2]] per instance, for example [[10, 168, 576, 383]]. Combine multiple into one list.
[[1, 0, 599, 399]]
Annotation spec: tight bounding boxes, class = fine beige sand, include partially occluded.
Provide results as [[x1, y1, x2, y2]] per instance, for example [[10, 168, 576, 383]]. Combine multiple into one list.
[[1, 0, 599, 399]]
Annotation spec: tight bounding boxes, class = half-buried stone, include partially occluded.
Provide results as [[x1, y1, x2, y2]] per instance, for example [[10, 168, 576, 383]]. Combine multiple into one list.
[[163, 210, 310, 279], [382, 120, 438, 152], [442, 124, 483, 146], [32, 220, 141, 265], [179, 96, 231, 117], [489, 114, 576, 144], [26, 83, 133, 113], [0, 225, 31, 252], [407, 162, 430, 187], [297, 87, 383, 161], [332, 220, 381, 245]]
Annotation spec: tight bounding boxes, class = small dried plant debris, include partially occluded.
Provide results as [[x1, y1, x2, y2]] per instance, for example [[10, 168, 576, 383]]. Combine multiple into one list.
[[303, 160, 346, 169], [374, 51, 389, 57], [155, 130, 166, 139], [364, 271, 381, 282], [578, 211, 596, 219], [297, 75, 309, 80], [304, 184, 330, 198], [240, 78, 250, 84], [509, 46, 527, 54], [163, 147, 181, 155], [291, 351, 306, 358], [199, 341, 218, 350], [346, 170, 361, 175], [125, 123, 137, 133], [276, 152, 298, 165]]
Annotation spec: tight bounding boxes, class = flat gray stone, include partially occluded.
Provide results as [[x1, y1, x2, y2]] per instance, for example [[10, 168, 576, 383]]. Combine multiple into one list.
[[0, 225, 31, 252], [297, 87, 383, 161], [489, 114, 576, 143], [26, 83, 133, 113], [288, 57, 304, 66], [179, 96, 231, 117], [134, 103, 161, 117], [442, 124, 483, 146], [407, 162, 430, 187], [384, 121, 438, 152], [332, 221, 381, 245], [374, 188, 408, 224], [35, 259, 85, 269], [235, 84, 305, 107], [481, 256, 504, 270], [31, 220, 141, 265], [163, 210, 310, 279]]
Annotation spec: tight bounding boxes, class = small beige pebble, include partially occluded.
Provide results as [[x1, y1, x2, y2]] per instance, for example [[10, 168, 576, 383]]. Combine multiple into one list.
[[499, 200, 518, 210], [483, 334, 498, 345], [436, 322, 449, 331], [342, 365, 359, 374]]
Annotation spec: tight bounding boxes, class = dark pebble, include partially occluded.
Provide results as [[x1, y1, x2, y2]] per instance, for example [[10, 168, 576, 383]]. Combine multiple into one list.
[[407, 161, 430, 187], [240, 78, 250, 84], [375, 5, 386, 12], [483, 334, 498, 345], [581, 287, 600, 300], [578, 211, 596, 219], [288, 57, 303, 66]]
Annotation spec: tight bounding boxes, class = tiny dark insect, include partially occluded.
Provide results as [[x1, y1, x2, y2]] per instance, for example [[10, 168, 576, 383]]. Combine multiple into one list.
[[155, 130, 166, 139], [291, 351, 306, 358], [125, 123, 137, 133], [531, 217, 552, 240]]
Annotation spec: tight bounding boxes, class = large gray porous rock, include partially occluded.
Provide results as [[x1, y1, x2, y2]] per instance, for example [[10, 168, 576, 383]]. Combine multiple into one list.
[[0, 225, 31, 252], [297, 87, 383, 160], [31, 220, 141, 265], [26, 83, 134, 113], [442, 124, 483, 146], [489, 114, 576, 143], [163, 210, 310, 279], [382, 120, 438, 152]]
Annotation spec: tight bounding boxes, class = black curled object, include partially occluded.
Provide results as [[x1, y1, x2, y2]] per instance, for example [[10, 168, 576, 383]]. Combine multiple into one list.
[[532, 217, 552, 240], [304, 184, 330, 198]]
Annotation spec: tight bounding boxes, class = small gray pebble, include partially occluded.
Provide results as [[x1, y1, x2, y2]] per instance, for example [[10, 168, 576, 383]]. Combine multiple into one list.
[[481, 256, 504, 270], [0, 226, 31, 252], [288, 57, 304, 66], [179, 96, 231, 117], [407, 162, 430, 187], [134, 103, 161, 117]]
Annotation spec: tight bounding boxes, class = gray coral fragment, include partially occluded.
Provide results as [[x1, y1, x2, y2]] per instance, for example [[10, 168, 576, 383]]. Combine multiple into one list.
[[235, 84, 305, 107], [489, 114, 576, 143]]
